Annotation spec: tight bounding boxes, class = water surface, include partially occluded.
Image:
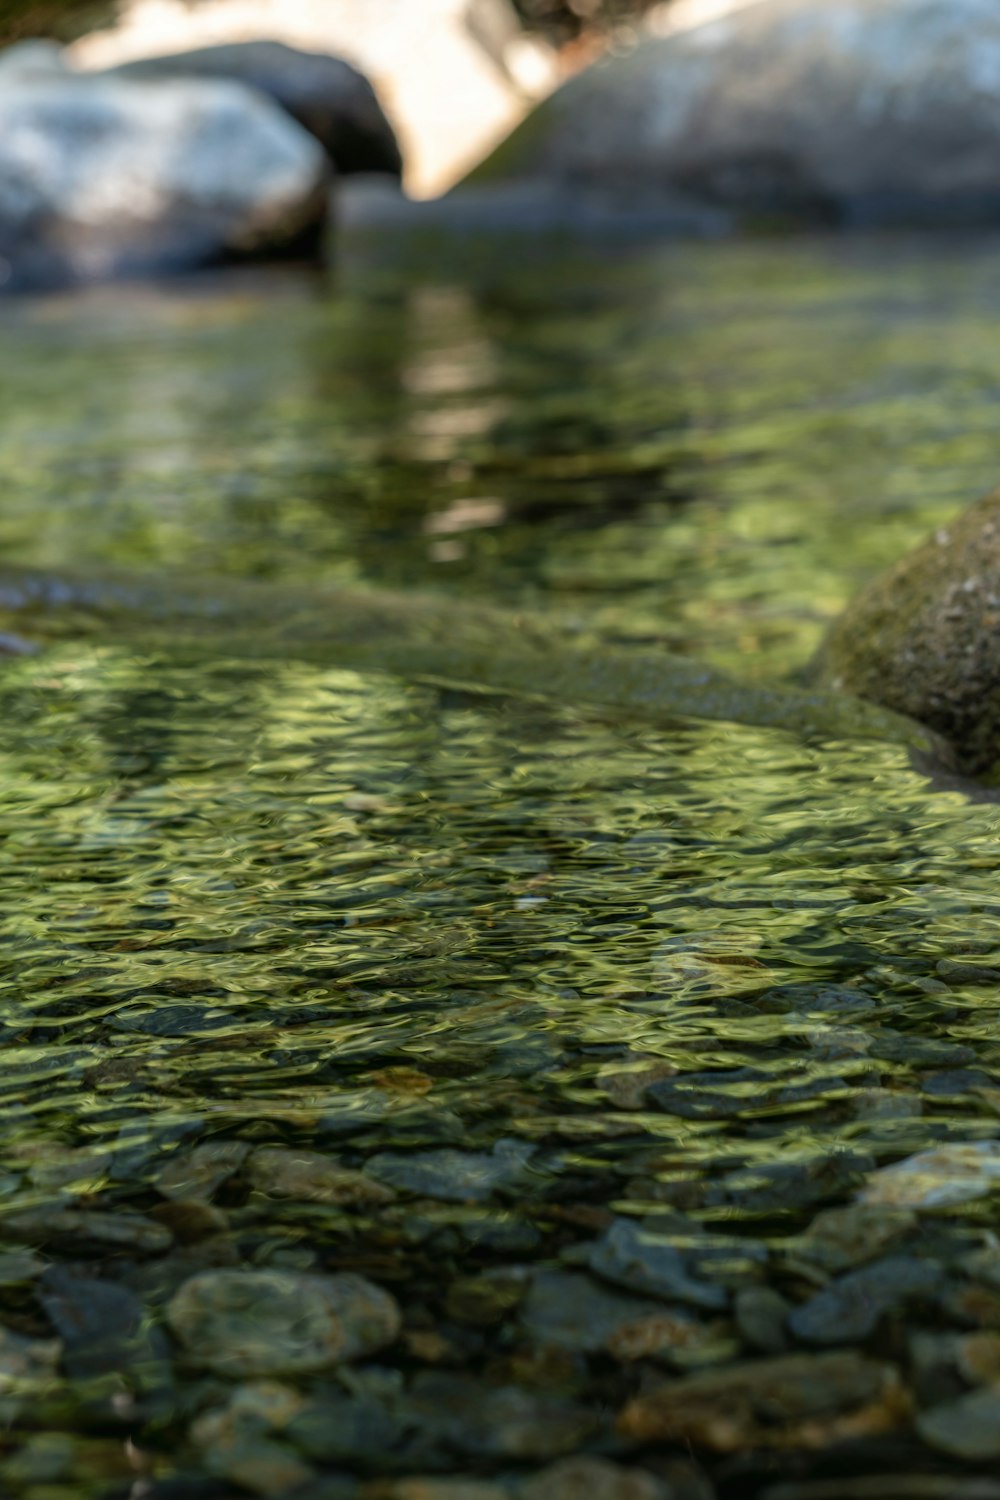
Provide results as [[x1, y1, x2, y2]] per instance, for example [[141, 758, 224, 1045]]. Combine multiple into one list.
[[1, 237, 1000, 1496]]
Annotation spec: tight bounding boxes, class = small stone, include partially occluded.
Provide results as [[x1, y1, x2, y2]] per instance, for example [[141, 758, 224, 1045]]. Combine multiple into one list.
[[367, 1141, 537, 1203], [155, 1141, 249, 1201], [519, 1456, 667, 1500], [597, 1055, 678, 1110], [446, 1272, 527, 1327], [764, 985, 875, 1015], [519, 1270, 686, 1356], [959, 1245, 1000, 1290], [605, 1309, 730, 1367], [167, 1269, 400, 1376], [917, 1385, 1000, 1459], [859, 1142, 1000, 1210], [787, 1256, 938, 1344], [0, 1251, 44, 1285], [41, 1268, 172, 1390], [946, 1282, 1000, 1330], [711, 1152, 875, 1214], [0, 1324, 61, 1386], [191, 1395, 314, 1497], [870, 1034, 976, 1067], [247, 1147, 395, 1208], [406, 1374, 599, 1460], [647, 1068, 848, 1121], [151, 1198, 229, 1243], [1, 1208, 172, 1255], [403, 1329, 457, 1364], [735, 1287, 791, 1355], [586, 1219, 728, 1310], [620, 1351, 907, 1451], [936, 958, 1000, 985], [922, 1068, 995, 1096], [788, 1205, 917, 1273], [956, 1332, 1000, 1386], [287, 1394, 403, 1463], [851, 1089, 923, 1120]]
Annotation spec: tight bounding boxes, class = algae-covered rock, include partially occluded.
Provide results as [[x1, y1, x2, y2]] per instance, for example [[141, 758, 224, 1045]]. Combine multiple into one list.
[[818, 488, 1000, 772]]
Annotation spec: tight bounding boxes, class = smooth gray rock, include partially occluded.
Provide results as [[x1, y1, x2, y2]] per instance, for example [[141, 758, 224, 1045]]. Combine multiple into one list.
[[166, 1269, 401, 1376], [586, 1218, 729, 1310], [104, 39, 402, 177], [918, 1385, 1000, 1460], [519, 1268, 701, 1355], [470, 0, 1000, 226], [0, 73, 328, 290], [40, 1268, 172, 1391], [787, 1255, 938, 1344], [367, 1140, 537, 1203]]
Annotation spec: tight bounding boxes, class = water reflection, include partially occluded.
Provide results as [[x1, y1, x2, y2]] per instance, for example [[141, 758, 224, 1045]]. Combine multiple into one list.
[[2, 238, 999, 673]]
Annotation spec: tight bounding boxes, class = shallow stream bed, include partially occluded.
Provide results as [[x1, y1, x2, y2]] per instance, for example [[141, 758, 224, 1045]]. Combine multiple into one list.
[[1, 236, 1000, 1497]]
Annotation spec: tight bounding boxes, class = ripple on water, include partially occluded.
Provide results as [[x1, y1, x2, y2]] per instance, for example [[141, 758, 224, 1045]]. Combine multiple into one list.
[[3, 241, 1000, 1491]]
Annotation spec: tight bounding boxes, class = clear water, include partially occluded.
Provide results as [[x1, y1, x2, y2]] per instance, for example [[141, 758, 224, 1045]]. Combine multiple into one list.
[[2, 236, 1000, 1496]]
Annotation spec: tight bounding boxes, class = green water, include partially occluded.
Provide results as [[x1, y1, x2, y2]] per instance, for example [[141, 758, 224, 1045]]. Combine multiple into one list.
[[2, 237, 1000, 1496]]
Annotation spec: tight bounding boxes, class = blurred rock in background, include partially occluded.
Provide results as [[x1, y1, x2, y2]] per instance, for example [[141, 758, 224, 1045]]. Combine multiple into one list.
[[67, 0, 562, 197], [467, 0, 1000, 229], [0, 44, 329, 290], [99, 39, 403, 177]]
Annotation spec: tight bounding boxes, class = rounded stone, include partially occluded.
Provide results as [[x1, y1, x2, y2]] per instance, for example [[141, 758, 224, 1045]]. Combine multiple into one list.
[[166, 1269, 400, 1377]]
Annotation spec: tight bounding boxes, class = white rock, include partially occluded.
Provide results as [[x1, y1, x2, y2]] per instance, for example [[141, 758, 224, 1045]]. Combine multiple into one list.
[[858, 1141, 1000, 1210]]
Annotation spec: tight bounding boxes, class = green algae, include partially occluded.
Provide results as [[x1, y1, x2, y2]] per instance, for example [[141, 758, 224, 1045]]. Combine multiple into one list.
[[817, 486, 1000, 773]]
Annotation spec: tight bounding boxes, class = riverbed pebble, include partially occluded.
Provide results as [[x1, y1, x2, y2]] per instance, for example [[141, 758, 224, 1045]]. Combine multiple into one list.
[[166, 1269, 401, 1376]]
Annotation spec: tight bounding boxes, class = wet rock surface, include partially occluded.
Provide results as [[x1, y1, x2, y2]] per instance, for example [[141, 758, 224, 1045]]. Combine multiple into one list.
[[818, 484, 1000, 774], [469, 0, 1000, 228]]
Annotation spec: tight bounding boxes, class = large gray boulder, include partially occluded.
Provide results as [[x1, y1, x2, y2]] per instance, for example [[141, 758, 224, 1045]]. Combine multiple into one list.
[[102, 40, 403, 178], [469, 0, 1000, 225], [0, 73, 328, 290], [816, 488, 1000, 775]]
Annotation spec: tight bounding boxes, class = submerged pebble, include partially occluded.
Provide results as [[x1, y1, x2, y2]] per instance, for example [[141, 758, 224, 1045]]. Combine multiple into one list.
[[619, 1351, 907, 1450], [367, 1142, 538, 1203], [787, 1256, 938, 1344], [404, 1373, 600, 1459], [859, 1143, 1000, 1209], [586, 1218, 728, 1310], [167, 1269, 401, 1376], [40, 1267, 172, 1389], [246, 1146, 396, 1207], [917, 1385, 1000, 1459]]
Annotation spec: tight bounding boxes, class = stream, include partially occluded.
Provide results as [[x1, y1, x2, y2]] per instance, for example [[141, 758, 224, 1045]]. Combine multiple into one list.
[[1, 234, 1000, 1498]]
